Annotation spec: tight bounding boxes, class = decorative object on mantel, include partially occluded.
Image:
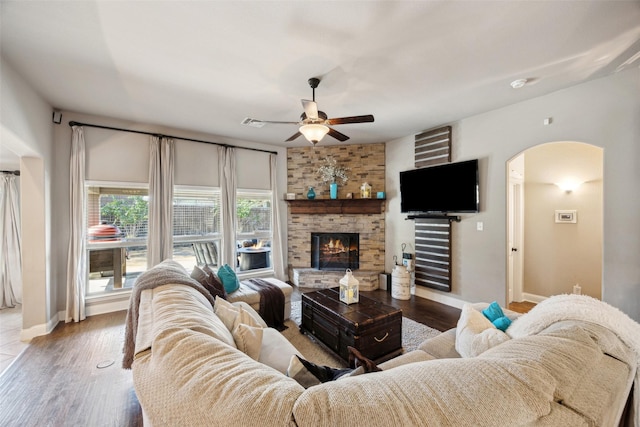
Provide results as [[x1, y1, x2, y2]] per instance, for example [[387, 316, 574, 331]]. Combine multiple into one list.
[[285, 193, 296, 200], [339, 269, 359, 304], [360, 182, 372, 199], [330, 183, 338, 199], [307, 186, 316, 200], [318, 156, 349, 200]]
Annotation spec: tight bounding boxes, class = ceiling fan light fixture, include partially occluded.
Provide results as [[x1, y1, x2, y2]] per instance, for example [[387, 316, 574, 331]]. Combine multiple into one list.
[[299, 123, 329, 144]]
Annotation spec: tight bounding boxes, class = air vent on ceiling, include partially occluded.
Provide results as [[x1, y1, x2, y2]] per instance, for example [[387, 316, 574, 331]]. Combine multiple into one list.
[[241, 117, 265, 128]]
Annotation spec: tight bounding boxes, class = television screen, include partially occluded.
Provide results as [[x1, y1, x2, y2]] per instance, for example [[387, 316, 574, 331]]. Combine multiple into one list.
[[400, 159, 479, 213]]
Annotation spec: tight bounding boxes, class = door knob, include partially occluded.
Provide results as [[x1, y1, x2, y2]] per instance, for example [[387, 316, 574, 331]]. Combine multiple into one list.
[[511, 248, 518, 252]]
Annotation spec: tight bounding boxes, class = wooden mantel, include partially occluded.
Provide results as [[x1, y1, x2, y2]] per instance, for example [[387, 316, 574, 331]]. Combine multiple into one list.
[[285, 198, 386, 215]]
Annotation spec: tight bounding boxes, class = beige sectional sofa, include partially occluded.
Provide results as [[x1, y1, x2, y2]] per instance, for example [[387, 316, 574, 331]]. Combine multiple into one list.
[[129, 263, 639, 426]]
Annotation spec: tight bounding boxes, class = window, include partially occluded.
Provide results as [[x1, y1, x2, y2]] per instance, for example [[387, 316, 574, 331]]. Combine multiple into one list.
[[86, 184, 149, 295], [84, 183, 271, 295], [173, 186, 221, 270], [236, 190, 273, 273]]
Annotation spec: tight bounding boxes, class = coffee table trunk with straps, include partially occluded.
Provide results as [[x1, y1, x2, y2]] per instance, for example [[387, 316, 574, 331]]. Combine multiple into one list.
[[300, 288, 403, 366]]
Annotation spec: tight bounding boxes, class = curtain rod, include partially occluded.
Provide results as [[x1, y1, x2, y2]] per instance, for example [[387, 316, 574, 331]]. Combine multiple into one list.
[[68, 121, 278, 155], [0, 170, 20, 176]]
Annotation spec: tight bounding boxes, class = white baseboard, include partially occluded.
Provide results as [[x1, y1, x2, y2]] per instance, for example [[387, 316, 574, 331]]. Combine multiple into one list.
[[522, 292, 548, 304], [413, 287, 468, 309], [85, 293, 130, 316], [20, 313, 60, 342], [18, 293, 131, 341]]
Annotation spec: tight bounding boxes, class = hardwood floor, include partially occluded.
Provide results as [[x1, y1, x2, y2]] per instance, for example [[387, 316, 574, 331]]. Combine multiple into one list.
[[0, 286, 460, 426], [0, 305, 28, 374], [508, 301, 537, 314]]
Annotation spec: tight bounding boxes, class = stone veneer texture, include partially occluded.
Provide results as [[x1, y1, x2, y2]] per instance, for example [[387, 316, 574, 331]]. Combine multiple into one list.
[[286, 144, 385, 287]]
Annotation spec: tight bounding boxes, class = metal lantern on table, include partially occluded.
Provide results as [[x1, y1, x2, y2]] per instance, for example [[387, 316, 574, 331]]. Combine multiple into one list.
[[339, 269, 359, 304]]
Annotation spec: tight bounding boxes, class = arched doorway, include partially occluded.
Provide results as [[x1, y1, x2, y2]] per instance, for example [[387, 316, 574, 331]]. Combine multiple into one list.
[[507, 141, 603, 306]]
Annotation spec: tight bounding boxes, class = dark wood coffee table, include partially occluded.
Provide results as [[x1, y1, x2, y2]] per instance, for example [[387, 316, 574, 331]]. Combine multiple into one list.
[[300, 288, 403, 366]]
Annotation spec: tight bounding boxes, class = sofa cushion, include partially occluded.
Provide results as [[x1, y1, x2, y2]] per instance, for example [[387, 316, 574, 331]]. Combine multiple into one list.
[[418, 328, 460, 358], [217, 263, 241, 293], [482, 301, 512, 331], [258, 328, 302, 374], [293, 356, 555, 426], [190, 265, 227, 300], [133, 327, 304, 427], [214, 296, 274, 360], [213, 296, 240, 331], [233, 323, 263, 360], [203, 265, 227, 296], [150, 284, 236, 349], [480, 322, 603, 402], [455, 304, 510, 357], [214, 297, 266, 331]]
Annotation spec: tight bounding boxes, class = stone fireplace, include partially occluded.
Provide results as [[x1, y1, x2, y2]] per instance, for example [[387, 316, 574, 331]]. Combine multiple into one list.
[[286, 143, 386, 290]]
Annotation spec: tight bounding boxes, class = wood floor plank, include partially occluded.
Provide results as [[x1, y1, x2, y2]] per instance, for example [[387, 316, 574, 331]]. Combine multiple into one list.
[[0, 310, 142, 427]]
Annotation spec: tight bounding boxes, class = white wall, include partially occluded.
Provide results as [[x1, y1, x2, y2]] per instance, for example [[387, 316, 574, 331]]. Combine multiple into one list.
[[386, 68, 640, 321], [1, 56, 56, 334]]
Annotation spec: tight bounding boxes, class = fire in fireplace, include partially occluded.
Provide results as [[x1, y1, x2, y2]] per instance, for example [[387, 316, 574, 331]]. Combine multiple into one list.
[[311, 232, 359, 270]]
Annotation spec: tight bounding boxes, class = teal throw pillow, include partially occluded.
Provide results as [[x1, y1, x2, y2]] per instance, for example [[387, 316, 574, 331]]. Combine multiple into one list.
[[492, 316, 512, 332], [217, 264, 240, 294], [482, 301, 511, 331], [482, 301, 504, 322]]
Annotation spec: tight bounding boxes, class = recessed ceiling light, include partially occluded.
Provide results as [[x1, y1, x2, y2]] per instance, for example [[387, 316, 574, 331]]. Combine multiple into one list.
[[510, 79, 528, 89]]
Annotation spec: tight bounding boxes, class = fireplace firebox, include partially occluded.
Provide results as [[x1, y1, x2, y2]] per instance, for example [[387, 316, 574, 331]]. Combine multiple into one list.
[[311, 232, 359, 270]]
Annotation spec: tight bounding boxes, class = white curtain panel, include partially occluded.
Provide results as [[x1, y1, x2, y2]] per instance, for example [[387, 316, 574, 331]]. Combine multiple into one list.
[[0, 173, 22, 309], [147, 137, 175, 268], [218, 146, 237, 266], [270, 154, 286, 280], [65, 126, 87, 322]]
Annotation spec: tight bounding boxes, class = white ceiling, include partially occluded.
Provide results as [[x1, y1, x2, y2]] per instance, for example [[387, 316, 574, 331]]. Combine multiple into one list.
[[1, 0, 639, 167]]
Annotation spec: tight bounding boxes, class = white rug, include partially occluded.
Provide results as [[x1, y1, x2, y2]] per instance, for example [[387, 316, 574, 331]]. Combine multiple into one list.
[[282, 300, 441, 367]]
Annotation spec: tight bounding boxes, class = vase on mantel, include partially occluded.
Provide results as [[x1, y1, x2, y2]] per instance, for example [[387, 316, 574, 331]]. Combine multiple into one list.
[[307, 186, 316, 200], [330, 182, 338, 199]]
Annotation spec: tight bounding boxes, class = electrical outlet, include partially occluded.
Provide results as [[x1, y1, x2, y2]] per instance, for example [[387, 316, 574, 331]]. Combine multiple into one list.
[[476, 221, 484, 231]]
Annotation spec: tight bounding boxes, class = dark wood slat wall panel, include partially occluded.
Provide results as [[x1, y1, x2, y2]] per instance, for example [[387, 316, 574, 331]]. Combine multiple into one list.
[[414, 218, 452, 292], [412, 126, 453, 291], [415, 126, 451, 169]]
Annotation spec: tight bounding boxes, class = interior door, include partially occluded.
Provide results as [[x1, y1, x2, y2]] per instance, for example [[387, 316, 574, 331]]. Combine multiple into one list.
[[507, 173, 524, 303]]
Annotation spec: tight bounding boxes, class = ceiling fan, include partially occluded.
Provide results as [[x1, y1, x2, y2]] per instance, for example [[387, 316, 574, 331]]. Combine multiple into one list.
[[242, 77, 374, 146]]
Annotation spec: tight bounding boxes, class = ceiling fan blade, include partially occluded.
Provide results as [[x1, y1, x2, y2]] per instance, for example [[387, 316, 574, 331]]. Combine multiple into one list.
[[301, 99, 319, 119], [326, 114, 375, 125], [285, 131, 302, 142], [258, 120, 300, 125], [327, 127, 350, 142]]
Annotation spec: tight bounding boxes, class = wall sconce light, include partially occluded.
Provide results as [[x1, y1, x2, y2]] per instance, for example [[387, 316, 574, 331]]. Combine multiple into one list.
[[555, 179, 582, 193], [299, 123, 329, 145]]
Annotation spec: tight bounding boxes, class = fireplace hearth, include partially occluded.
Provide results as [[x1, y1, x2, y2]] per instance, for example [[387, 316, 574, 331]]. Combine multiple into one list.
[[311, 232, 359, 270]]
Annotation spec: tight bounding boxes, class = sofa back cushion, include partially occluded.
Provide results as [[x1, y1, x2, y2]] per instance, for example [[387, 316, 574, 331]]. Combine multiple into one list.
[[150, 284, 236, 349], [293, 356, 555, 426], [133, 327, 304, 426], [480, 320, 635, 426]]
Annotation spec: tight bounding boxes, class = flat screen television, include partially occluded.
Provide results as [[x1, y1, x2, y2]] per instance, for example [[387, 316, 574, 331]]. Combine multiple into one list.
[[400, 159, 479, 213]]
